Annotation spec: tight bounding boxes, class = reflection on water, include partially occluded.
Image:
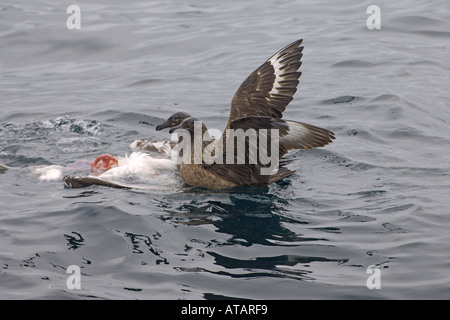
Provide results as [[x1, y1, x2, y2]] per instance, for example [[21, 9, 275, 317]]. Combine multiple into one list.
[[173, 186, 300, 243], [153, 185, 349, 288]]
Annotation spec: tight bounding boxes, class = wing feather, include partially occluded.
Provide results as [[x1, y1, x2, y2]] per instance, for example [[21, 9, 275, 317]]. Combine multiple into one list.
[[226, 39, 304, 128]]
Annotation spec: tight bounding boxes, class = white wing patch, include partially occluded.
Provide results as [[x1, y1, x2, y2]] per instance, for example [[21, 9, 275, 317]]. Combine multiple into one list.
[[265, 40, 302, 103], [279, 120, 335, 150], [268, 53, 285, 97]]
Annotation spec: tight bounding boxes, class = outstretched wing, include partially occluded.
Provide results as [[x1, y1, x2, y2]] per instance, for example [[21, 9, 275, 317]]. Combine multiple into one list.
[[226, 39, 304, 128]]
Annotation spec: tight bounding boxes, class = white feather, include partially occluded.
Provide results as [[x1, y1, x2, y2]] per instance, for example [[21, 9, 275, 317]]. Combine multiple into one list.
[[130, 140, 175, 157], [98, 152, 177, 180], [35, 165, 64, 181], [279, 121, 309, 144], [268, 54, 284, 97]]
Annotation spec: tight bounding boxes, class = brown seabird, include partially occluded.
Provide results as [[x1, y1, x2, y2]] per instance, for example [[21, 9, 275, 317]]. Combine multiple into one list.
[[156, 39, 335, 189]]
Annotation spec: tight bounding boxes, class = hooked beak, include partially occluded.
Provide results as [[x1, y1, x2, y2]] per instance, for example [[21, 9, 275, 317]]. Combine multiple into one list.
[[155, 119, 171, 131]]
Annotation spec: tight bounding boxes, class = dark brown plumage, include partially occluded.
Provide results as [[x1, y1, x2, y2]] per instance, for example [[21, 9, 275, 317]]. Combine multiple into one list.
[[159, 39, 335, 189], [226, 39, 304, 127]]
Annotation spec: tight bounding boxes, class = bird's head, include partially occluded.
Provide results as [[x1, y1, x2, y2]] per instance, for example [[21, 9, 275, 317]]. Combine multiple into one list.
[[155, 112, 191, 131]]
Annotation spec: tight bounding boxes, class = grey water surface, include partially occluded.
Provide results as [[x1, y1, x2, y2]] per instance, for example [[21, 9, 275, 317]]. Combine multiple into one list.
[[1, 0, 450, 299]]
